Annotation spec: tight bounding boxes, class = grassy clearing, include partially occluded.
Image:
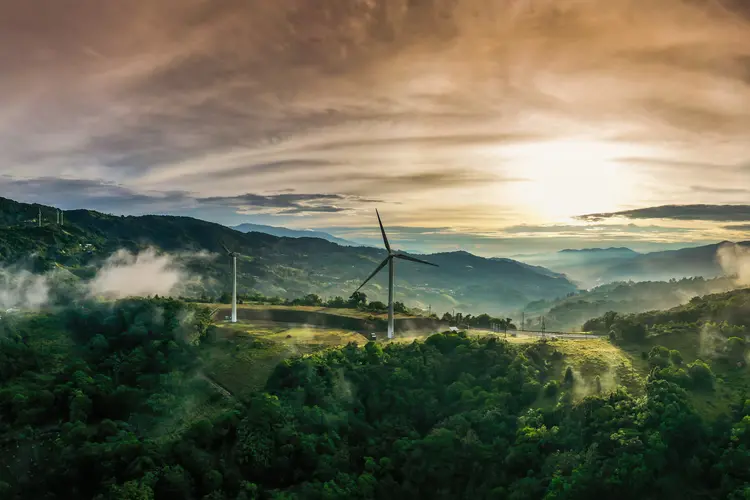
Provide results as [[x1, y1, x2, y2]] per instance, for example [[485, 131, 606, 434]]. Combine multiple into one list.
[[200, 321, 366, 399], [545, 338, 644, 397]]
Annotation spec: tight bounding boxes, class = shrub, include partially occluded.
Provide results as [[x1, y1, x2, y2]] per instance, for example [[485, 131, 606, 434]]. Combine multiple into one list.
[[669, 350, 683, 366], [594, 375, 602, 394], [648, 346, 671, 369], [544, 380, 560, 397], [687, 359, 715, 390], [563, 366, 574, 386]]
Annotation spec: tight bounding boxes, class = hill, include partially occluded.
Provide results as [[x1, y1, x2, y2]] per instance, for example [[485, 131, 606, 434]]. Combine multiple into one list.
[[558, 246, 639, 256], [0, 197, 576, 315], [582, 287, 750, 418], [600, 241, 750, 282], [231, 222, 362, 247], [520, 242, 749, 286], [517, 247, 642, 286], [520, 276, 738, 331]]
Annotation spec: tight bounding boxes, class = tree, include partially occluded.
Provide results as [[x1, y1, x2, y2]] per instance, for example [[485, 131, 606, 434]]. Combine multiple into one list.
[[544, 380, 560, 397], [687, 360, 715, 390], [603, 311, 619, 330], [368, 301, 387, 312], [726, 337, 747, 365], [348, 292, 367, 308], [563, 366, 575, 386], [325, 296, 348, 308], [101, 481, 154, 500], [648, 346, 671, 369]]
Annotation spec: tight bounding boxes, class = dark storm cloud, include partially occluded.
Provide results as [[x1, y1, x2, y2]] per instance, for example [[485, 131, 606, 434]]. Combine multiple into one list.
[[723, 224, 750, 231], [577, 205, 750, 222]]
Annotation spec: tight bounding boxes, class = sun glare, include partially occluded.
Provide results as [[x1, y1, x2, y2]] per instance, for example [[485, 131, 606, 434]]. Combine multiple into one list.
[[500, 139, 644, 221]]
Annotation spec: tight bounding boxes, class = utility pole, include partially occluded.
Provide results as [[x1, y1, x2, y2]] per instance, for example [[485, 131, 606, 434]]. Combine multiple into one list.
[[521, 311, 525, 331], [38, 208, 41, 228], [541, 316, 546, 338]]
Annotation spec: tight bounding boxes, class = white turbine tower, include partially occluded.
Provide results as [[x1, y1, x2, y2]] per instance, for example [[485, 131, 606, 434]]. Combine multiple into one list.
[[221, 242, 240, 323], [353, 209, 438, 339]]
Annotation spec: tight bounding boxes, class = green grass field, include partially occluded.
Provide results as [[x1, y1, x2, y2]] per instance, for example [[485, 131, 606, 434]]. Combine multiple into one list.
[[200, 321, 367, 399], [548, 338, 644, 395]]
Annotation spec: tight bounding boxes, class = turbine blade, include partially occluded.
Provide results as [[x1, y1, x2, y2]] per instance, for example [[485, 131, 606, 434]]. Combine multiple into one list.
[[354, 256, 391, 293], [375, 209, 391, 253], [220, 241, 231, 255], [394, 253, 438, 267]]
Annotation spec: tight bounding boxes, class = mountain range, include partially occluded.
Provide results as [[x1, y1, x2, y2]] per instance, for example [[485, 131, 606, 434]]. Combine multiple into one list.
[[231, 222, 362, 247], [520, 244, 747, 286], [0, 197, 576, 315]]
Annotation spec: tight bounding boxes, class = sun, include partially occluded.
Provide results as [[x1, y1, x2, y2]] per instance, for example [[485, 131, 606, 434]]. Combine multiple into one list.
[[501, 139, 644, 221]]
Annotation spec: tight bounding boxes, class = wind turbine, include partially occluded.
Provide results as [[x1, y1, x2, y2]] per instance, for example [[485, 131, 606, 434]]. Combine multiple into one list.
[[353, 209, 438, 339], [221, 242, 240, 323]]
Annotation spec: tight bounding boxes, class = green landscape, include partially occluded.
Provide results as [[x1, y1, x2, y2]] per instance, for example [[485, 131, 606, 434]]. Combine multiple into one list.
[[7, 2, 750, 498], [4, 195, 750, 498]]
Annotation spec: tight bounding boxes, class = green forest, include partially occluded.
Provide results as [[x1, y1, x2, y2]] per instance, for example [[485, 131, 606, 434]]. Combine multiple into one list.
[[3, 296, 750, 499]]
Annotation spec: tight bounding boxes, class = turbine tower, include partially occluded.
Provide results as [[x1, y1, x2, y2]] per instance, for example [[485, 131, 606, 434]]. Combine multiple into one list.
[[221, 242, 240, 323], [353, 209, 438, 339]]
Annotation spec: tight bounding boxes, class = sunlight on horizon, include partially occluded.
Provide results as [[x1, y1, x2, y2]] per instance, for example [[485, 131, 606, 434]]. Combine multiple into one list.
[[499, 139, 650, 220]]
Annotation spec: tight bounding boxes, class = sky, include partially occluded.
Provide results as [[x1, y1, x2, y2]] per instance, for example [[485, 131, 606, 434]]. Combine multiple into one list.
[[2, 0, 750, 256]]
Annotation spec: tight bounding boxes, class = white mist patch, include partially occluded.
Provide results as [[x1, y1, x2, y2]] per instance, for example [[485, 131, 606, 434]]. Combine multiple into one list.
[[87, 247, 207, 299], [717, 243, 750, 285], [0, 267, 49, 311]]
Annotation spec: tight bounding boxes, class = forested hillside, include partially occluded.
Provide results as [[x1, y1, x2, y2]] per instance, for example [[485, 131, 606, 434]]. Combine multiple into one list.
[[522, 276, 737, 331], [0, 196, 575, 314], [584, 287, 750, 339], [4, 299, 750, 498]]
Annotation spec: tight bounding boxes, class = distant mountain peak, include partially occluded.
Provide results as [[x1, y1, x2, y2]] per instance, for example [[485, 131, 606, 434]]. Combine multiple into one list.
[[558, 247, 638, 254], [231, 222, 363, 247]]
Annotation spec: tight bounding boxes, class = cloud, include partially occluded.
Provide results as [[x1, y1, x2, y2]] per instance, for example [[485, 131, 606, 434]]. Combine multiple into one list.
[[723, 224, 750, 231], [197, 192, 381, 215], [502, 223, 696, 235], [2, 0, 750, 236], [0, 247, 216, 312], [87, 247, 209, 299], [577, 205, 750, 222], [717, 242, 750, 285], [691, 186, 750, 195], [0, 176, 190, 212], [0, 176, 379, 216], [0, 267, 50, 311]]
